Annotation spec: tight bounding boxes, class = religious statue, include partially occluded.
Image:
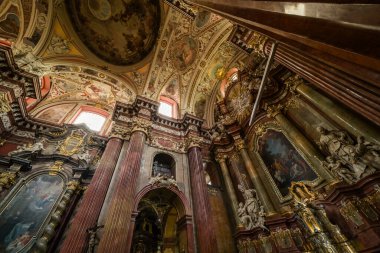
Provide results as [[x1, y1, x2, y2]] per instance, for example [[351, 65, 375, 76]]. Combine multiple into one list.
[[237, 202, 254, 229], [8, 139, 45, 156], [236, 184, 267, 230], [317, 127, 379, 182], [322, 156, 356, 184]]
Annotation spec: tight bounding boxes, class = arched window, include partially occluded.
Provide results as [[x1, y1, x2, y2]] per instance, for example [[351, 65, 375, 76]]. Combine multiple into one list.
[[70, 106, 109, 133], [73, 111, 106, 132], [152, 153, 175, 178], [158, 96, 178, 118]]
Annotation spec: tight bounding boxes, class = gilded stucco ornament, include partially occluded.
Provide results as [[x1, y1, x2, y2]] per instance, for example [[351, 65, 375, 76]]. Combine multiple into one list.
[[49, 160, 64, 175], [0, 92, 11, 113], [58, 132, 85, 156], [285, 74, 304, 94], [149, 136, 186, 153], [215, 153, 227, 163], [185, 136, 203, 149], [266, 103, 284, 118], [234, 138, 246, 151], [248, 32, 268, 56], [0, 171, 18, 192], [289, 182, 355, 252], [109, 124, 131, 140], [131, 118, 152, 136], [283, 95, 301, 112]]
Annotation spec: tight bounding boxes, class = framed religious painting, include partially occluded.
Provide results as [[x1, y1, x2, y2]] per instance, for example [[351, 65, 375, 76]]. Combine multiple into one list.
[[252, 124, 322, 202], [0, 172, 65, 252]]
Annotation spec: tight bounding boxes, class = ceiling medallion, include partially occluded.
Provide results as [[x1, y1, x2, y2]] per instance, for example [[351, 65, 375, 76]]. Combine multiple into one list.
[[170, 36, 198, 72], [66, 0, 161, 66]]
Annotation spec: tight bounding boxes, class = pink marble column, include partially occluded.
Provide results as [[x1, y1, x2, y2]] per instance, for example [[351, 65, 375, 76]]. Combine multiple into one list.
[[188, 145, 218, 253], [97, 130, 146, 253], [59, 137, 123, 253]]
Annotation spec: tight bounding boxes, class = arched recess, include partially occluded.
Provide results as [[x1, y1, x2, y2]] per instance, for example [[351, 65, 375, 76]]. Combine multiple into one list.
[[0, 170, 68, 252], [132, 185, 194, 253], [152, 153, 176, 178]]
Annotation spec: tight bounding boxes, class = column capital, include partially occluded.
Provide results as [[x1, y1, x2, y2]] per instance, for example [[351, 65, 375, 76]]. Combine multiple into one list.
[[131, 117, 152, 136], [266, 103, 284, 118], [285, 74, 305, 94], [185, 135, 203, 150], [234, 138, 246, 151], [215, 153, 227, 163], [109, 124, 131, 140]]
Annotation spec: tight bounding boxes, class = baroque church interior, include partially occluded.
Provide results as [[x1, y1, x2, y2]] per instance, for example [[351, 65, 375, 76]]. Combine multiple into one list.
[[0, 0, 380, 252]]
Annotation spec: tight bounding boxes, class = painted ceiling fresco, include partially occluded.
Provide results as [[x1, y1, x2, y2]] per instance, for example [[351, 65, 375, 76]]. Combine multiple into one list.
[[65, 0, 161, 66], [39, 67, 136, 110], [143, 6, 243, 122], [3, 0, 251, 125]]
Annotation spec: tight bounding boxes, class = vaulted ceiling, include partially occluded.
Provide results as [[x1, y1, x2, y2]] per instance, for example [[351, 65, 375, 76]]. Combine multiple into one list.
[[0, 0, 253, 127]]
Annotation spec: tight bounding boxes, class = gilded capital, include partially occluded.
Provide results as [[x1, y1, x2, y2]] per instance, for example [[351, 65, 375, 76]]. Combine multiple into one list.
[[109, 124, 131, 140], [285, 75, 305, 94], [234, 138, 246, 151], [283, 95, 301, 112], [66, 180, 80, 191], [0, 171, 18, 192], [266, 104, 284, 118], [131, 117, 152, 136], [185, 136, 203, 150], [215, 153, 227, 163]]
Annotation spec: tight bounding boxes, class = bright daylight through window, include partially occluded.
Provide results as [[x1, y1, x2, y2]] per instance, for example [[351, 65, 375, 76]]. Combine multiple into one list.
[[158, 101, 173, 117], [73, 111, 106, 132]]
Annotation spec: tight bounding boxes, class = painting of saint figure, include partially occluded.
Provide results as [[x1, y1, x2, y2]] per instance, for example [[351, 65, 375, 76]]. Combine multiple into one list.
[[258, 129, 318, 196], [0, 174, 64, 252], [170, 36, 198, 71]]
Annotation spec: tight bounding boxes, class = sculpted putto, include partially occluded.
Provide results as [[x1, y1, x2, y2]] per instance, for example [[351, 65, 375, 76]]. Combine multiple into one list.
[[317, 127, 379, 183], [149, 173, 179, 189]]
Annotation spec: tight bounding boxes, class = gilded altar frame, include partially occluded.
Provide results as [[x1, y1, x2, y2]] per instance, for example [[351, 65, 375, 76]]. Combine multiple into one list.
[[249, 121, 323, 203]]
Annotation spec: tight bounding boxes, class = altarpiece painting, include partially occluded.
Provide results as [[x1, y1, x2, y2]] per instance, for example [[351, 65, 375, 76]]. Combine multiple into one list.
[[257, 129, 318, 197], [0, 173, 64, 252]]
